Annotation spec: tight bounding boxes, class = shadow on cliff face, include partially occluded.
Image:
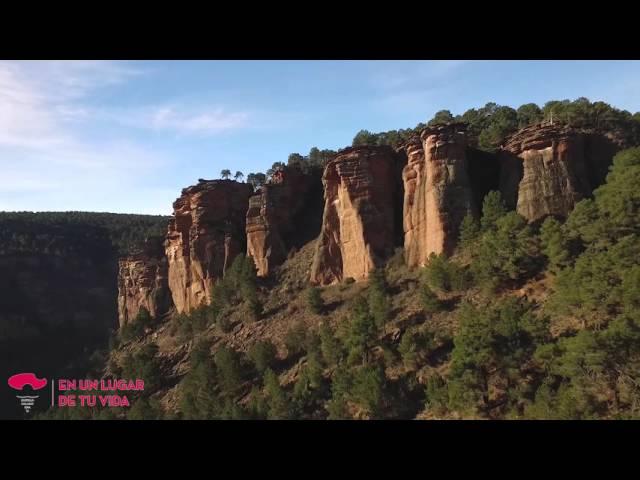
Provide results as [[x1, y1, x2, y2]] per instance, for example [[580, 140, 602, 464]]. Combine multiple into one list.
[[393, 149, 408, 249], [467, 147, 502, 211], [288, 166, 325, 251]]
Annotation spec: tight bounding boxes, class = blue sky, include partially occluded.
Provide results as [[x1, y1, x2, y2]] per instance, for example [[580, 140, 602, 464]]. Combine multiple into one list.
[[2, 60, 639, 215]]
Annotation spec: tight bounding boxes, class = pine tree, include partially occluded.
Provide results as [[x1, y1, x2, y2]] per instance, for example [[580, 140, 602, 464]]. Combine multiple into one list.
[[481, 191, 507, 231], [306, 286, 324, 314]]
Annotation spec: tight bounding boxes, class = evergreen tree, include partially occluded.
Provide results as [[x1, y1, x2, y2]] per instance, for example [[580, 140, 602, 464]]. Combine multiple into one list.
[[459, 213, 480, 249], [306, 286, 324, 314], [249, 340, 278, 374], [480, 191, 507, 232], [264, 369, 292, 420]]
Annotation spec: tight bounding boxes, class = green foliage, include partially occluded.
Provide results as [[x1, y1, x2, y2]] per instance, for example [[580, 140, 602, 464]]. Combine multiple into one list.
[[220, 169, 232, 179], [249, 340, 278, 374], [352, 129, 382, 146], [120, 307, 153, 342], [128, 397, 164, 420], [398, 330, 419, 369], [425, 374, 449, 416], [516, 103, 543, 128], [540, 217, 570, 273], [319, 322, 343, 366], [214, 346, 244, 394], [420, 285, 442, 315], [0, 211, 168, 256], [120, 343, 162, 394], [306, 286, 324, 314], [343, 296, 379, 365], [350, 365, 386, 418], [285, 322, 307, 357], [263, 369, 292, 420], [246, 172, 266, 190], [423, 253, 470, 293], [480, 191, 507, 232], [179, 341, 220, 419], [459, 213, 480, 249], [472, 212, 539, 292], [447, 299, 545, 415], [368, 269, 391, 331], [428, 110, 455, 125]]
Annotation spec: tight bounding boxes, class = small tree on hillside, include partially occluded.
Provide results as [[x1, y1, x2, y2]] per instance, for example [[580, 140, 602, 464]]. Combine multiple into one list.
[[220, 169, 232, 180]]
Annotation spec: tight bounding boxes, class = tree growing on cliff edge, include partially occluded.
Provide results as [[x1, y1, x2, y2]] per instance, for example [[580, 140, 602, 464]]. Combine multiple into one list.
[[247, 172, 266, 190], [234, 171, 244, 182], [428, 110, 455, 125], [220, 169, 231, 180]]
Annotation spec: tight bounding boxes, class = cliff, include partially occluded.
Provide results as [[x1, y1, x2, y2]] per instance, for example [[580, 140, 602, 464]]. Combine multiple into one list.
[[165, 179, 253, 313], [402, 124, 475, 267], [117, 236, 172, 326], [499, 123, 620, 222], [246, 166, 321, 277], [310, 146, 401, 285]]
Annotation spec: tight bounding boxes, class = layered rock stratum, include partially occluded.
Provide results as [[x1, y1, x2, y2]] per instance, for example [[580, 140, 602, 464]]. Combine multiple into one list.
[[402, 124, 475, 267], [246, 166, 316, 277], [310, 146, 400, 285], [165, 180, 253, 313], [117, 236, 171, 326], [499, 123, 621, 222]]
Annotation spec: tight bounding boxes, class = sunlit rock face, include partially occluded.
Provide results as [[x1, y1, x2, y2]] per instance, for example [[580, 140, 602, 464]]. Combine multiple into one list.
[[117, 236, 171, 326], [165, 179, 253, 313], [311, 146, 400, 285], [499, 123, 621, 222], [402, 123, 474, 267]]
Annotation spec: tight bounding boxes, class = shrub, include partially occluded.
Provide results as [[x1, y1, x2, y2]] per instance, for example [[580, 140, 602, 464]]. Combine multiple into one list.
[[319, 322, 342, 366], [285, 322, 307, 357], [214, 347, 244, 394], [421, 285, 442, 314], [263, 369, 292, 420], [249, 340, 278, 374], [423, 254, 469, 292], [306, 286, 324, 314]]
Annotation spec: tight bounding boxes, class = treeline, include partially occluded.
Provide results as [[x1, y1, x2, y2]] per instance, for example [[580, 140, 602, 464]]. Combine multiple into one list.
[[352, 98, 640, 152], [0, 211, 168, 255], [242, 148, 337, 190]]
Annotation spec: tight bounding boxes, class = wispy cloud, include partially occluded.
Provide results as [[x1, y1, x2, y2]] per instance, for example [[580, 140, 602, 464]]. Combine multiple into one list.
[[0, 61, 176, 213], [112, 104, 251, 136]]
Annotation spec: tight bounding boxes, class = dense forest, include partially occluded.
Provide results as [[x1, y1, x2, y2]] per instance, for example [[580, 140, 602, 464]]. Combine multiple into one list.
[[0, 211, 169, 256]]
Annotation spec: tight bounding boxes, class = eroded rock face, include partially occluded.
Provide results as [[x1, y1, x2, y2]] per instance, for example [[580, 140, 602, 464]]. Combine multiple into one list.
[[310, 146, 400, 285], [402, 124, 474, 267], [117, 236, 171, 326], [246, 166, 317, 277], [166, 179, 253, 313], [499, 123, 620, 222]]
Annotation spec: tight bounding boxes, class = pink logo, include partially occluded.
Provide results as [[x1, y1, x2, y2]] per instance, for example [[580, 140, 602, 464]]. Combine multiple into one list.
[[8, 373, 48, 414], [8, 373, 47, 391]]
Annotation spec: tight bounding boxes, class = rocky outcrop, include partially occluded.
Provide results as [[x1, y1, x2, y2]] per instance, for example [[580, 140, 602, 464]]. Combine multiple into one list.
[[165, 179, 253, 313], [246, 166, 318, 277], [310, 146, 400, 285], [499, 123, 620, 222], [402, 124, 475, 267], [117, 236, 171, 326]]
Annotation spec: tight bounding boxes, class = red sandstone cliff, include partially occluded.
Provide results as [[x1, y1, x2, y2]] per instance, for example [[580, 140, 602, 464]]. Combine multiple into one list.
[[402, 124, 475, 267], [165, 179, 253, 313], [499, 123, 620, 222], [310, 146, 400, 285], [117, 236, 171, 326], [246, 166, 315, 277]]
